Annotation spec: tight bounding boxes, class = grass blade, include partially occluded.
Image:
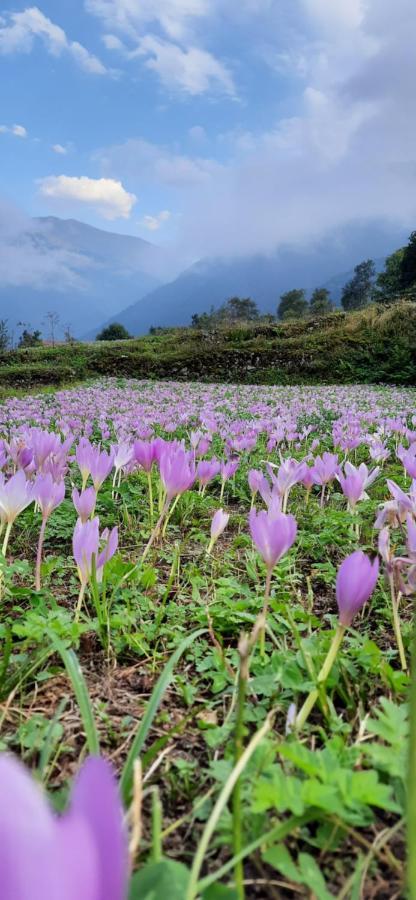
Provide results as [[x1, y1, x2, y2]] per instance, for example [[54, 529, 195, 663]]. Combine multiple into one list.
[[120, 627, 206, 805], [48, 633, 100, 756]]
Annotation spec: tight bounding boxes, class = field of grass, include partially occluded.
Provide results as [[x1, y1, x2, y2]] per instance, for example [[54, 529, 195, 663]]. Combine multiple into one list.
[[1, 300, 415, 395], [1, 377, 416, 897]]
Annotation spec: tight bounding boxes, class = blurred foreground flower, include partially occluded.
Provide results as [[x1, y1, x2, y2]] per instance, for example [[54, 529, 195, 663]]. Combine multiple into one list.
[[0, 754, 128, 900]]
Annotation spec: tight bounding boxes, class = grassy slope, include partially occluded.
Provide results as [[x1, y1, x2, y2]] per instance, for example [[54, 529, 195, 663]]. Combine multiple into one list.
[[1, 300, 415, 392]]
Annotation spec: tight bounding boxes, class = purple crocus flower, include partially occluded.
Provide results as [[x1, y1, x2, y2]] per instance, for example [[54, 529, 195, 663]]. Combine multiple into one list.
[[249, 507, 297, 571], [72, 487, 97, 522], [0, 470, 34, 525], [311, 452, 339, 486], [196, 458, 221, 486], [336, 550, 379, 626], [73, 518, 118, 584], [34, 474, 65, 520], [159, 446, 195, 499], [133, 439, 156, 473], [0, 753, 127, 900], [248, 469, 264, 497], [73, 517, 100, 585], [337, 462, 379, 509], [75, 438, 96, 488], [90, 448, 114, 492], [220, 459, 239, 482], [211, 508, 230, 541]]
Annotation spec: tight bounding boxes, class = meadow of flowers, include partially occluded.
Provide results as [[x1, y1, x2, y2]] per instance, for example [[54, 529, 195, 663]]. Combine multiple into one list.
[[1, 377, 416, 899]]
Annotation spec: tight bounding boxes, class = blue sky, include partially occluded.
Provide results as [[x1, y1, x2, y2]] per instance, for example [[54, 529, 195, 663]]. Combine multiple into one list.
[[0, 0, 415, 259]]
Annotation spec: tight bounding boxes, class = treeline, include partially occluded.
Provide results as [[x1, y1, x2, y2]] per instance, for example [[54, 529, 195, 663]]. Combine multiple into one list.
[[190, 229, 416, 327]]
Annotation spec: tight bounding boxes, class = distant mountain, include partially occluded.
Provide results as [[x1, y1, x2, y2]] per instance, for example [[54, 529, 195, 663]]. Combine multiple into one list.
[[94, 223, 405, 336], [0, 217, 173, 339]]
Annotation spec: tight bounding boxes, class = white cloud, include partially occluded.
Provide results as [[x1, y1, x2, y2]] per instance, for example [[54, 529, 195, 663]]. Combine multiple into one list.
[[0, 6, 107, 74], [86, 0, 235, 96], [0, 123, 27, 138], [86, 0, 210, 42], [189, 125, 206, 143], [52, 143, 68, 155], [136, 35, 234, 95], [102, 33, 125, 50], [140, 210, 171, 230], [95, 137, 221, 186], [0, 200, 90, 289], [38, 175, 137, 220]]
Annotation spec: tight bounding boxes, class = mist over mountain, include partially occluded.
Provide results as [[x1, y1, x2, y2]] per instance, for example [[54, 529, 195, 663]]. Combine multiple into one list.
[[0, 216, 173, 339], [92, 221, 406, 337]]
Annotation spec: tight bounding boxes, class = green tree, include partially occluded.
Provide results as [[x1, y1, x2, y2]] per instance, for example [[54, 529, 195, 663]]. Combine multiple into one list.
[[341, 259, 376, 311], [399, 231, 416, 290], [309, 287, 333, 316], [0, 319, 10, 350], [96, 323, 132, 341], [374, 249, 404, 304], [278, 289, 309, 321], [225, 296, 259, 321], [18, 329, 42, 348]]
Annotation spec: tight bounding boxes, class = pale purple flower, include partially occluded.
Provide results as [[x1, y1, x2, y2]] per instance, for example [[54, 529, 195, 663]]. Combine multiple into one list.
[[159, 446, 195, 500], [33, 474, 65, 520], [311, 452, 339, 486], [72, 487, 97, 522], [73, 517, 100, 585], [112, 442, 133, 475], [0, 753, 127, 900], [249, 507, 297, 571], [337, 462, 379, 509], [248, 469, 264, 496], [196, 459, 221, 486], [133, 439, 156, 473], [220, 459, 239, 482], [336, 551, 379, 626], [73, 517, 118, 584], [210, 508, 230, 542], [75, 438, 95, 486], [0, 471, 34, 525], [90, 448, 114, 492]]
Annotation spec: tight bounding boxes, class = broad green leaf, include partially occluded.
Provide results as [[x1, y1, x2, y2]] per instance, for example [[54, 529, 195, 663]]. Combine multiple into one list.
[[262, 843, 301, 882], [252, 766, 305, 815], [298, 853, 335, 900], [128, 860, 190, 899]]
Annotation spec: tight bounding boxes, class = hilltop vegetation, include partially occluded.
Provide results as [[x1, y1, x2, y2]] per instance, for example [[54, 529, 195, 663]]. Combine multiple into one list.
[[0, 300, 415, 394]]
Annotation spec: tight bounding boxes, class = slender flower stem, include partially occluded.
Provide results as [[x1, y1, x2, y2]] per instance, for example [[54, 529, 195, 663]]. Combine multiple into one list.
[[259, 568, 272, 659], [141, 499, 170, 563], [1, 521, 13, 558], [296, 624, 346, 731], [35, 518, 47, 592], [75, 582, 86, 621], [162, 493, 180, 537], [232, 635, 249, 900], [220, 481, 225, 503], [147, 471, 154, 526], [320, 484, 326, 508], [389, 575, 407, 671], [407, 595, 416, 900]]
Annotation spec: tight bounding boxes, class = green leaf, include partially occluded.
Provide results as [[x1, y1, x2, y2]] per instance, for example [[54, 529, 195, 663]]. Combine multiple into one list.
[[121, 628, 206, 804], [48, 634, 100, 756], [262, 844, 301, 882], [366, 698, 408, 747], [252, 766, 305, 815], [202, 886, 239, 899], [128, 860, 190, 899], [298, 853, 335, 900]]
